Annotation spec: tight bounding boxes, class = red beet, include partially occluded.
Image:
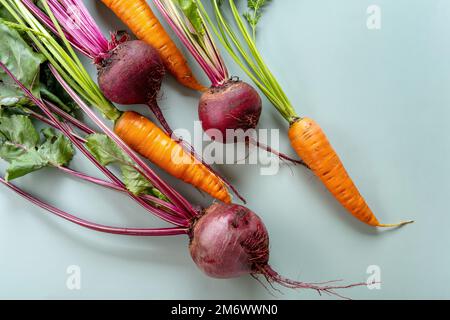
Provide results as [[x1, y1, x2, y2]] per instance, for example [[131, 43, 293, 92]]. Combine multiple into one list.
[[198, 80, 262, 143], [98, 40, 165, 107], [190, 203, 269, 279], [190, 203, 364, 297]]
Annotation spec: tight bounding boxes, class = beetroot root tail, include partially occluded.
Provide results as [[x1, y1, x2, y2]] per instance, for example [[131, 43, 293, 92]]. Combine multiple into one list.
[[148, 102, 174, 136], [248, 139, 307, 167], [259, 265, 367, 300]]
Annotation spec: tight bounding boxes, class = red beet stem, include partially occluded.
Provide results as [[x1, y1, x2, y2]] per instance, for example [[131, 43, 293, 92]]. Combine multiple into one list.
[[0, 177, 188, 237], [248, 138, 307, 167], [148, 101, 174, 137]]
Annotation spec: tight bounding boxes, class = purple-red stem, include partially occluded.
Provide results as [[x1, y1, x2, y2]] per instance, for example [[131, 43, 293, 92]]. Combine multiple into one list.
[[22, 0, 109, 60], [24, 0, 239, 206], [153, 0, 226, 87], [25, 107, 185, 218], [57, 166, 184, 217], [49, 65, 199, 219], [147, 103, 246, 204], [0, 177, 188, 237], [21, 0, 93, 58], [0, 61, 190, 227], [44, 100, 95, 135]]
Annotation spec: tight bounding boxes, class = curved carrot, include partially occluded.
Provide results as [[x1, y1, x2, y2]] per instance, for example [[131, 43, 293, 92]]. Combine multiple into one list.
[[115, 111, 231, 203], [289, 118, 413, 227], [100, 0, 206, 91]]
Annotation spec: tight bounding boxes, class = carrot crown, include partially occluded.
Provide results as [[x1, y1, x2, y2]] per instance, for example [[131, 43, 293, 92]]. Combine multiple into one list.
[[197, 0, 299, 123]]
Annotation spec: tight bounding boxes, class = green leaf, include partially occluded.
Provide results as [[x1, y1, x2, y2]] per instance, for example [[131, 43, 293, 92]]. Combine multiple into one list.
[[121, 164, 155, 197], [5, 149, 47, 180], [243, 0, 270, 37], [175, 0, 205, 36], [85, 133, 167, 199], [0, 4, 15, 21], [85, 133, 130, 166], [0, 21, 46, 107], [0, 142, 26, 162], [0, 114, 40, 149], [0, 114, 74, 180], [39, 64, 78, 115], [39, 128, 75, 166]]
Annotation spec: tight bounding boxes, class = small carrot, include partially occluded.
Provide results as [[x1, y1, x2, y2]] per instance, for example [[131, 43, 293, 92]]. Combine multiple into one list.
[[100, 0, 206, 91], [115, 111, 232, 203], [289, 118, 412, 227]]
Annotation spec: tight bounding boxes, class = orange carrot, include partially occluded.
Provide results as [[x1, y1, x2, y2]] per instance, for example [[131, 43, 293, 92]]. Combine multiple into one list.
[[101, 0, 206, 91], [289, 118, 413, 227], [115, 111, 231, 203]]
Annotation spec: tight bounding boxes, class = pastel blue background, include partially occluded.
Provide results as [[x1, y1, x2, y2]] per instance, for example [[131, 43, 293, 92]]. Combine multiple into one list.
[[1, 0, 449, 299]]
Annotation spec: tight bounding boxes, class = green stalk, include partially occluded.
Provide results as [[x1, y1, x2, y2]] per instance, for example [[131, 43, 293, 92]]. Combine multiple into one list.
[[197, 0, 298, 122], [229, 0, 289, 106], [196, 0, 283, 110]]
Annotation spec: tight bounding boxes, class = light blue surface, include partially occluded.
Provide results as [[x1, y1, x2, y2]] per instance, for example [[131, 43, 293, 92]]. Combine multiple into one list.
[[1, 0, 449, 299]]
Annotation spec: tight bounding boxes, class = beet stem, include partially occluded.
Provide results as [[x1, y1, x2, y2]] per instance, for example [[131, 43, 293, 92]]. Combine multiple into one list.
[[0, 61, 190, 227], [248, 138, 307, 167], [0, 177, 188, 237], [24, 108, 187, 219], [57, 166, 184, 217], [147, 101, 175, 137], [48, 65, 198, 220], [44, 100, 95, 135]]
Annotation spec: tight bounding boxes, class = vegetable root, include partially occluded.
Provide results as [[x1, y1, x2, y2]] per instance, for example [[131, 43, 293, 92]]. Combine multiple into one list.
[[188, 203, 366, 298]]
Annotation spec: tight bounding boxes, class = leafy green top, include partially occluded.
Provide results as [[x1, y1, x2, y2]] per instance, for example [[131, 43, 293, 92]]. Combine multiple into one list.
[[243, 0, 270, 40], [86, 134, 168, 200], [0, 15, 77, 115], [0, 22, 45, 107], [197, 0, 298, 122], [0, 0, 120, 121], [175, 0, 205, 36], [0, 113, 74, 181]]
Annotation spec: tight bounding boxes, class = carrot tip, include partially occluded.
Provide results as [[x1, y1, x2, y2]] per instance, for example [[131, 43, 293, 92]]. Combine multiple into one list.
[[378, 220, 415, 228]]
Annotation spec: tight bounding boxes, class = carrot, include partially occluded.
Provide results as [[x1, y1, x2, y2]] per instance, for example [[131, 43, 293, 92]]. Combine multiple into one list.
[[100, 0, 206, 91], [115, 111, 232, 203], [289, 118, 413, 227]]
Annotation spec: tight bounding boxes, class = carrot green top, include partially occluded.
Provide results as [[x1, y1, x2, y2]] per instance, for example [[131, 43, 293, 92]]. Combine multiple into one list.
[[196, 0, 299, 123]]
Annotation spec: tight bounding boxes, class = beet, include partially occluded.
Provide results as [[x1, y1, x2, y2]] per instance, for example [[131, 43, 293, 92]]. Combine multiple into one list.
[[198, 80, 262, 143], [98, 40, 165, 106], [190, 203, 365, 297], [190, 203, 269, 278]]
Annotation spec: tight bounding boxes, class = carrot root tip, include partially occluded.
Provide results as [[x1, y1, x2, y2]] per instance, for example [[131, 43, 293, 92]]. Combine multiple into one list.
[[378, 220, 415, 228]]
